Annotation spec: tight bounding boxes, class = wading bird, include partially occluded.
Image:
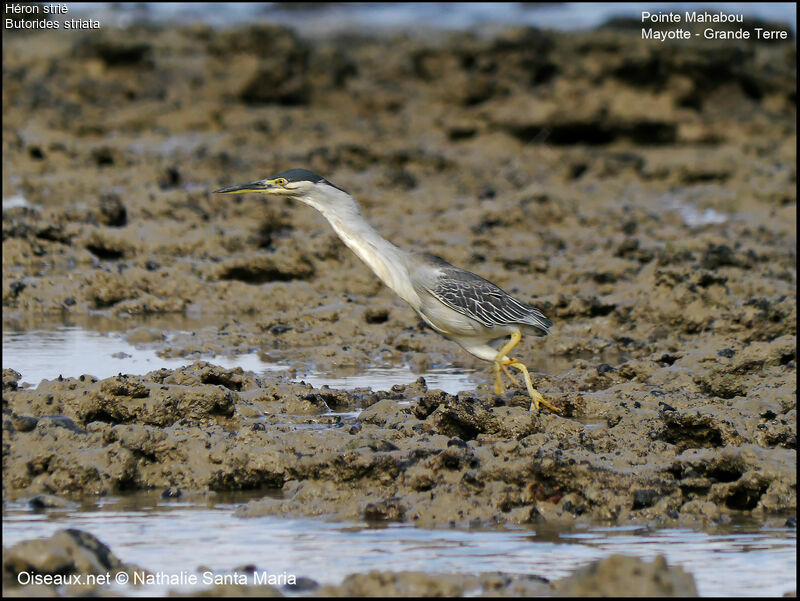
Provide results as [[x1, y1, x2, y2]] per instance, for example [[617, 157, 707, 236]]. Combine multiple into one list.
[[216, 169, 557, 412]]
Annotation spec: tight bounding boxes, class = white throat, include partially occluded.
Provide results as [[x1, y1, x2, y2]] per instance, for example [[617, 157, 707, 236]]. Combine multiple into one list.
[[307, 186, 421, 309]]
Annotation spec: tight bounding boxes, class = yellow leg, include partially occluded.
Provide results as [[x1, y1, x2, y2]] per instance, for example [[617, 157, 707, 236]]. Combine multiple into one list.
[[501, 364, 520, 386], [494, 362, 521, 393], [493, 331, 522, 394], [505, 359, 559, 413], [493, 362, 505, 394], [492, 331, 558, 413]]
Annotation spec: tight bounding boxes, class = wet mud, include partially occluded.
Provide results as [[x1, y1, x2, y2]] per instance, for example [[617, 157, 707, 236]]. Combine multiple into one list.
[[2, 17, 796, 595]]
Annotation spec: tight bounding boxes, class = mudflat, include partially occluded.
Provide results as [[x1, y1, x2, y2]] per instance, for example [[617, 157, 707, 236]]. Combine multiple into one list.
[[3, 20, 795, 542]]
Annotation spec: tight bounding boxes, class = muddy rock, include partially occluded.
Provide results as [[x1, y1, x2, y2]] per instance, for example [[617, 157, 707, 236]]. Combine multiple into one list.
[[3, 357, 796, 527], [358, 399, 410, 427], [3, 529, 135, 593], [553, 554, 697, 597], [3, 369, 22, 392], [28, 494, 77, 510], [316, 570, 550, 597]]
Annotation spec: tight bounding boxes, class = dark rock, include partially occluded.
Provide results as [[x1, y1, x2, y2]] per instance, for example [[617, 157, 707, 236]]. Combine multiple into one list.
[[427, 396, 494, 441], [632, 489, 660, 510], [3, 529, 127, 580], [364, 308, 390, 324], [10, 414, 38, 432], [3, 368, 22, 391], [96, 194, 127, 227], [284, 576, 318, 592], [161, 486, 182, 499], [29, 494, 75, 510]]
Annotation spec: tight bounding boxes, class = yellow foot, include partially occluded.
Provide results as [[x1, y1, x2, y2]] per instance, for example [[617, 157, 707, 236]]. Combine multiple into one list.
[[491, 331, 558, 413], [505, 359, 559, 413]]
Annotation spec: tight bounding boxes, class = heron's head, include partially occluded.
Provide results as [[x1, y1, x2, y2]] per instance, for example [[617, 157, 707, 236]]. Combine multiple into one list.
[[214, 168, 351, 213]]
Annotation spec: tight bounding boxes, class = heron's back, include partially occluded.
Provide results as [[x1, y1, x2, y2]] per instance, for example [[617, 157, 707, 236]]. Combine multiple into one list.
[[411, 253, 552, 337]]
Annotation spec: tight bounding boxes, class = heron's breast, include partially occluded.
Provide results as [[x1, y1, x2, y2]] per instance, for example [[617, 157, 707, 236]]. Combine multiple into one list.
[[418, 296, 492, 337]]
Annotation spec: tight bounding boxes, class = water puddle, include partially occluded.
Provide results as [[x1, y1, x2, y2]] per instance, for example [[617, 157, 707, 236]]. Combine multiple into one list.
[[1, 324, 477, 395], [300, 367, 476, 396], [1, 326, 282, 386], [677, 204, 729, 228], [660, 193, 731, 228], [2, 494, 795, 597], [2, 194, 35, 210], [2, 313, 632, 397]]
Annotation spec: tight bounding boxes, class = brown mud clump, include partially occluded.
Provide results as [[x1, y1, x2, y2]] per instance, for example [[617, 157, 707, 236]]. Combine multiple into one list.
[[2, 529, 141, 596], [2, 21, 796, 535]]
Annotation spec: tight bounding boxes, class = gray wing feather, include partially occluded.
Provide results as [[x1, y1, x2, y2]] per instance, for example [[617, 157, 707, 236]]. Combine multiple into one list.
[[418, 254, 552, 333]]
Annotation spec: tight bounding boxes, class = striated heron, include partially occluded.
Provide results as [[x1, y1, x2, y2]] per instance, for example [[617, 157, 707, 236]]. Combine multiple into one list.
[[215, 168, 557, 412]]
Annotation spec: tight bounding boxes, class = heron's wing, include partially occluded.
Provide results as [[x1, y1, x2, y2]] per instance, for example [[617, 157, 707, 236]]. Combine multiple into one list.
[[416, 254, 552, 333]]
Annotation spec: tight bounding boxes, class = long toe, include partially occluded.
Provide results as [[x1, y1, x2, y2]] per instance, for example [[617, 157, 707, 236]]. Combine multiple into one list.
[[504, 360, 559, 413], [529, 388, 559, 413]]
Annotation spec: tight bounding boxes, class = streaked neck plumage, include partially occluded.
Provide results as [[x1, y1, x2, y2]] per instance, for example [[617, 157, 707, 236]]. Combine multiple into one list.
[[304, 185, 421, 309]]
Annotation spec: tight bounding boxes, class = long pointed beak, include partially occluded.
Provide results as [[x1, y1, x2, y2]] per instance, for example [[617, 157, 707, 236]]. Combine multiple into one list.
[[214, 180, 277, 194]]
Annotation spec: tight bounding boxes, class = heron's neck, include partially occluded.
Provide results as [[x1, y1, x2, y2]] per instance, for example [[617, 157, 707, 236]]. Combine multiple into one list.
[[314, 194, 419, 307]]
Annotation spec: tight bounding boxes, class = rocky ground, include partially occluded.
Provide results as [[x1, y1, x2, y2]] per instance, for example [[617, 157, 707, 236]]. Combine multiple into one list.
[[2, 16, 796, 597]]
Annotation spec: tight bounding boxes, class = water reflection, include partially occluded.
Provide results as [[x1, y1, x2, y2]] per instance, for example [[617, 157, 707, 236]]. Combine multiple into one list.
[[2, 313, 630, 395], [1, 321, 477, 394], [2, 494, 795, 597]]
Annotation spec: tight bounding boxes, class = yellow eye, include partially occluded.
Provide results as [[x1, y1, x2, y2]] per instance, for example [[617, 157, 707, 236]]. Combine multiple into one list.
[[274, 178, 288, 186]]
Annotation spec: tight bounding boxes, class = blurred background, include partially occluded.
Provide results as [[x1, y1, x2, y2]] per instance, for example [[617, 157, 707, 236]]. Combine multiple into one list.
[[63, 2, 798, 33]]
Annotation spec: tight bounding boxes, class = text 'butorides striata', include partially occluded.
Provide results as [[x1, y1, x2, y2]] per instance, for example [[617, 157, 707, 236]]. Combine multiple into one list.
[[215, 169, 557, 412]]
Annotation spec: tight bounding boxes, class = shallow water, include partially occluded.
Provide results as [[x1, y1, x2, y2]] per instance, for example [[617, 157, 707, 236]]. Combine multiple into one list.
[[2, 319, 612, 395], [2, 494, 795, 596], [1, 194, 32, 210], [1, 324, 480, 395]]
